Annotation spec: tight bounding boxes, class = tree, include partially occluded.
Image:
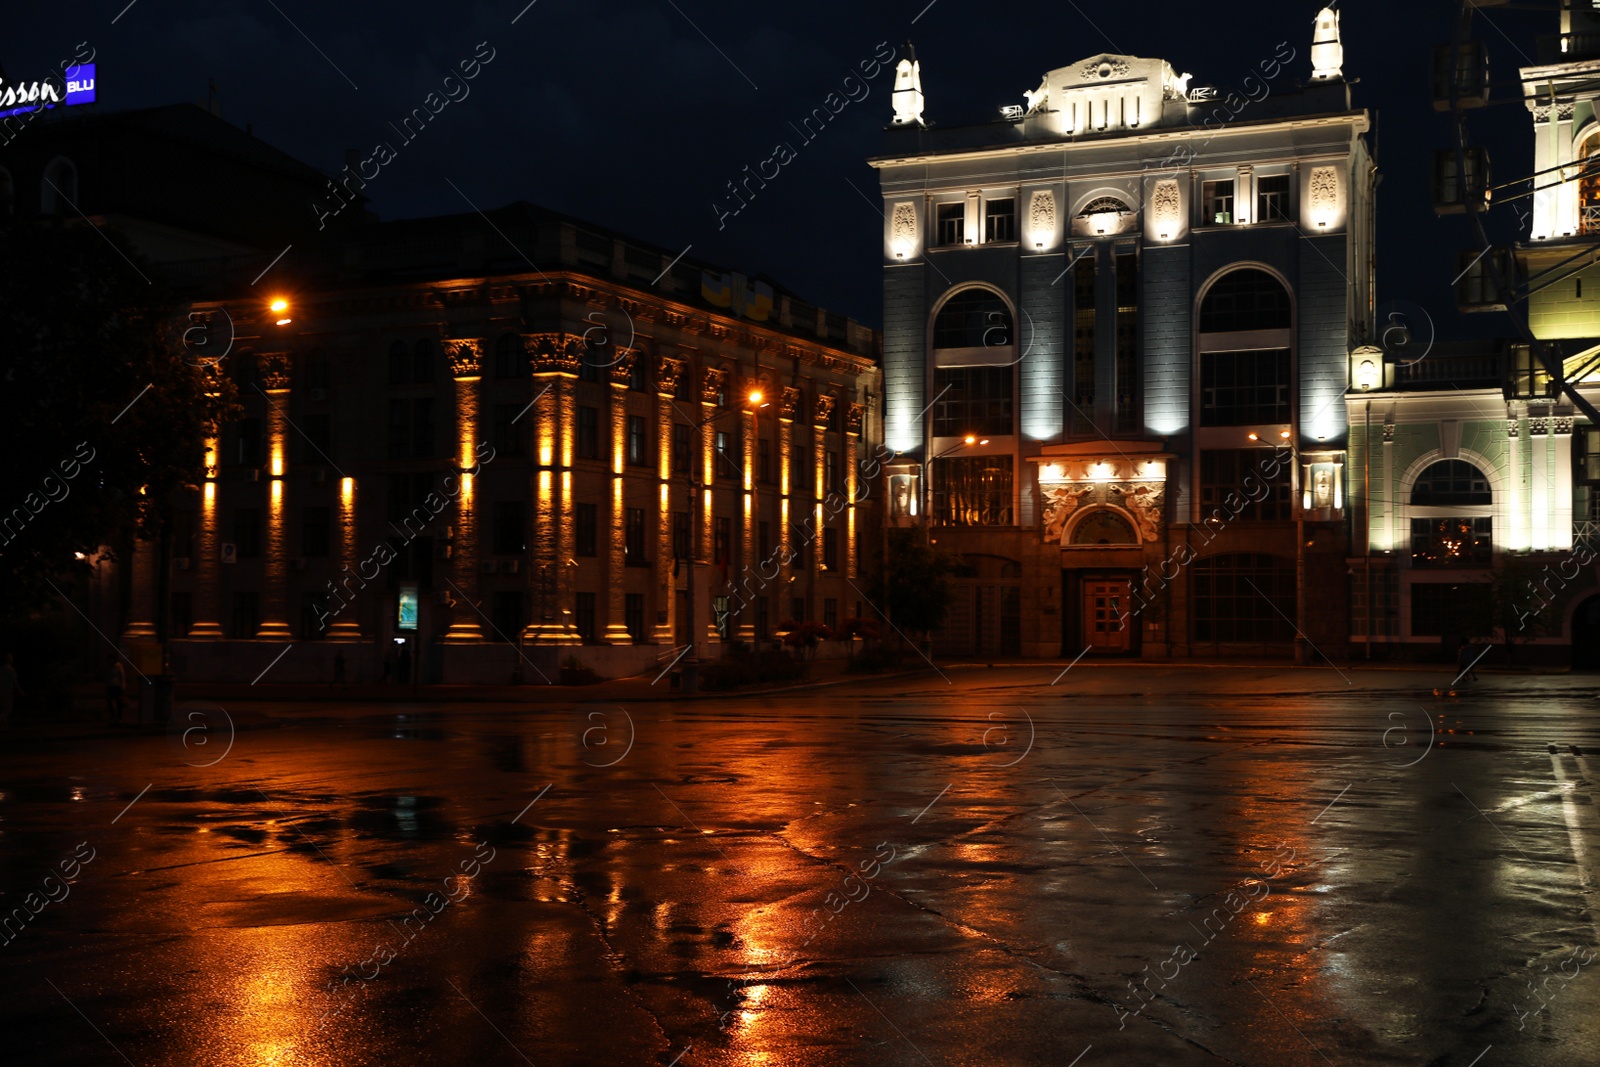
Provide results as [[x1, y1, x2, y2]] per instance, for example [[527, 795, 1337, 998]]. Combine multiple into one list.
[[883, 528, 957, 638], [1484, 558, 1554, 665], [0, 218, 236, 613]]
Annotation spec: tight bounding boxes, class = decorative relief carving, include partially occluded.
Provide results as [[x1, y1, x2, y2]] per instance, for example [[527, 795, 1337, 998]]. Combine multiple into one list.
[[1309, 166, 1340, 218], [814, 392, 838, 428], [1383, 423, 1395, 443], [701, 366, 729, 405], [846, 403, 864, 436], [260, 354, 292, 392], [1555, 416, 1575, 436], [890, 202, 918, 248], [1559, 102, 1576, 121], [1041, 483, 1164, 545], [1506, 418, 1519, 439], [1081, 57, 1130, 80], [446, 339, 483, 379], [1151, 179, 1181, 235], [1533, 105, 1552, 123], [528, 333, 584, 376], [1530, 417, 1550, 436], [1028, 190, 1056, 236], [779, 386, 802, 422], [608, 350, 637, 387], [655, 356, 684, 396]]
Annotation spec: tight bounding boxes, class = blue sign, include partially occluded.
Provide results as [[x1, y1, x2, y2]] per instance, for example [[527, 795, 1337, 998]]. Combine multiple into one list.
[[0, 64, 97, 119], [65, 65, 95, 106], [396, 585, 419, 631]]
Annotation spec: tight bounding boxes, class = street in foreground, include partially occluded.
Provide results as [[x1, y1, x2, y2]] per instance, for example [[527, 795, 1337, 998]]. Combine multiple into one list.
[[1, 665, 1597, 1066]]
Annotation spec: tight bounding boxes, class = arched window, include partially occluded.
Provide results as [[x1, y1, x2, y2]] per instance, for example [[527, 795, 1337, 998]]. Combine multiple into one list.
[[1199, 268, 1291, 333], [1070, 509, 1137, 545], [1191, 553, 1296, 643], [494, 333, 526, 378], [40, 157, 77, 214], [1410, 460, 1491, 506], [933, 288, 1012, 349], [1410, 459, 1493, 568], [1198, 268, 1292, 427]]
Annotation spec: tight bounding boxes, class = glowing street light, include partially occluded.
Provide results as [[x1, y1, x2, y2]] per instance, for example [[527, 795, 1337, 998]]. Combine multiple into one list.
[[270, 298, 292, 326]]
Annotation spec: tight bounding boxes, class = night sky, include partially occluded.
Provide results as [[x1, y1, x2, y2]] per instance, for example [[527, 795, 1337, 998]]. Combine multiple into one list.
[[4, 1, 1550, 339]]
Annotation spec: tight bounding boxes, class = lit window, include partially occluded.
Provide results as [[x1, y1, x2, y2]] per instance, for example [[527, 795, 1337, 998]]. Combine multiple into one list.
[[937, 202, 965, 246], [984, 198, 1016, 242], [1202, 180, 1235, 225]]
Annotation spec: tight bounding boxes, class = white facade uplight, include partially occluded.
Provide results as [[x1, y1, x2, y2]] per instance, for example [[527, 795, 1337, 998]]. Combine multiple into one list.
[[1357, 359, 1378, 391]]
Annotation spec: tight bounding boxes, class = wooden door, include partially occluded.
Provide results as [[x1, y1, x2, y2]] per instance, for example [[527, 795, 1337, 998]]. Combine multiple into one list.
[[1083, 579, 1132, 653]]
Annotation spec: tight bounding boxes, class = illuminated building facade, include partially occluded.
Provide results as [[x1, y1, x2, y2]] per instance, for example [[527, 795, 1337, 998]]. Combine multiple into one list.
[[1348, 0, 1600, 662], [874, 11, 1374, 659], [137, 205, 881, 683]]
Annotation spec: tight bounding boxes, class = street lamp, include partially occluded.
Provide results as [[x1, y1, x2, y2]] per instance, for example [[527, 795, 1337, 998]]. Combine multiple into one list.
[[681, 388, 766, 695]]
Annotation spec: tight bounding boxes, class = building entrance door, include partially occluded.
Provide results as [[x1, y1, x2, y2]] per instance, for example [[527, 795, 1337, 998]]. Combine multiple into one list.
[[1083, 579, 1132, 653]]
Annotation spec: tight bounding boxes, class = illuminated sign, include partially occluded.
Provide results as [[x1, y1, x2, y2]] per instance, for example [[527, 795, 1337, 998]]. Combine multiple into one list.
[[0, 64, 97, 120], [396, 584, 419, 631]]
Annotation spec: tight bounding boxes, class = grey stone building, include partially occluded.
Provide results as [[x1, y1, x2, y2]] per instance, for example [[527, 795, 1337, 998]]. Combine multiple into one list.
[[872, 10, 1374, 659]]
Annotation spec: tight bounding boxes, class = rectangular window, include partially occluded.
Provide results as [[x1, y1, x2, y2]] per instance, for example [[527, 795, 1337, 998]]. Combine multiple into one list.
[[1199, 450, 1292, 523], [574, 591, 597, 643], [491, 590, 525, 642], [625, 593, 646, 644], [672, 511, 690, 561], [300, 412, 333, 465], [626, 414, 649, 467], [931, 366, 1014, 438], [387, 400, 409, 459], [1202, 179, 1235, 225], [794, 431, 815, 491], [823, 527, 839, 571], [1578, 427, 1600, 485], [758, 438, 773, 484], [937, 202, 966, 246], [935, 455, 1014, 526], [229, 591, 259, 640], [411, 398, 435, 459], [715, 427, 740, 479], [1200, 350, 1291, 426], [578, 345, 604, 382], [984, 198, 1016, 243], [1072, 256, 1097, 436], [789, 525, 807, 569], [824, 598, 838, 632], [1411, 582, 1491, 637], [628, 358, 649, 392], [714, 516, 732, 565], [235, 417, 263, 467], [791, 596, 807, 623], [825, 450, 840, 494], [232, 508, 261, 559], [576, 501, 598, 557], [1191, 555, 1295, 643], [495, 338, 526, 379], [1411, 517, 1493, 569], [300, 506, 331, 558], [493, 501, 527, 555], [625, 507, 647, 565], [1114, 247, 1139, 436], [672, 423, 692, 474], [577, 405, 601, 461], [1258, 174, 1291, 222], [492, 402, 526, 457]]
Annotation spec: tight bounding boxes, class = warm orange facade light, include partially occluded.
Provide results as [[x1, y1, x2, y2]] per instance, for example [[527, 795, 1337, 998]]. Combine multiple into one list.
[[749, 390, 764, 406], [270, 298, 292, 326]]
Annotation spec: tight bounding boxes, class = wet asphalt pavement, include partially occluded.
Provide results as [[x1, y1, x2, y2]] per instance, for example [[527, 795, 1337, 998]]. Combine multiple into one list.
[[2, 664, 1598, 1067]]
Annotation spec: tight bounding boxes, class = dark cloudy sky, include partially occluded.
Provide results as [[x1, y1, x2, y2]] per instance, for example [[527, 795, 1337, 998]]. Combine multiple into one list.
[[4, 1, 1548, 341]]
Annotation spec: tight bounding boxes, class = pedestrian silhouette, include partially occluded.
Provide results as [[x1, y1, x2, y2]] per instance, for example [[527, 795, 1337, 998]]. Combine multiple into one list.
[[106, 656, 127, 722]]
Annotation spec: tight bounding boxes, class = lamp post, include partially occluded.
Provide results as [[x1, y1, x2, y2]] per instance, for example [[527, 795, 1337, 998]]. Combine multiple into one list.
[[681, 388, 766, 695]]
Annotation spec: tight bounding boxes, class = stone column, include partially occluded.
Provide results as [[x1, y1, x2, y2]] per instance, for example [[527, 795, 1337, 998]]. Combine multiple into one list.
[[255, 356, 293, 639], [652, 358, 682, 643], [443, 340, 484, 643], [524, 334, 581, 644], [737, 394, 757, 642], [123, 536, 158, 638], [603, 353, 634, 643], [327, 476, 362, 640], [779, 387, 799, 601], [188, 431, 224, 638], [846, 403, 863, 579], [700, 369, 723, 644]]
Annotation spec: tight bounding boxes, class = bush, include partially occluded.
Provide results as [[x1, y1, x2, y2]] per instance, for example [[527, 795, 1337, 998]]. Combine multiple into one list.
[[699, 649, 805, 690], [847, 644, 903, 674]]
